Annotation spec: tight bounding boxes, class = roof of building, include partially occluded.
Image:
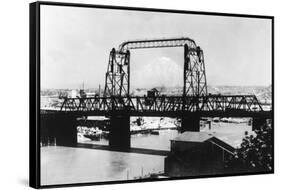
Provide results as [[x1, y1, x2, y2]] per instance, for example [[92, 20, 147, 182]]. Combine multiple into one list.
[[172, 131, 236, 154], [173, 131, 214, 142]]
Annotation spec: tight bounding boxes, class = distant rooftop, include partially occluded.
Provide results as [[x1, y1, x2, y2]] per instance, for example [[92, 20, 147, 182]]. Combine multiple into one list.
[[87, 116, 109, 121]]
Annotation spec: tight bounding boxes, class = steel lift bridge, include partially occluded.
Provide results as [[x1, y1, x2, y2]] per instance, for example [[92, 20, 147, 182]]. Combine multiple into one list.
[[104, 37, 207, 97], [42, 37, 272, 149]]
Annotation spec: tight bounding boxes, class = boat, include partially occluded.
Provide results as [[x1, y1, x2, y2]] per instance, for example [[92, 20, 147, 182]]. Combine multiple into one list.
[[83, 129, 103, 141], [83, 133, 101, 141]]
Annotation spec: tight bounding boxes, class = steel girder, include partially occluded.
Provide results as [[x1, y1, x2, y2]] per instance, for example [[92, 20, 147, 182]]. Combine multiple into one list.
[[118, 37, 197, 52]]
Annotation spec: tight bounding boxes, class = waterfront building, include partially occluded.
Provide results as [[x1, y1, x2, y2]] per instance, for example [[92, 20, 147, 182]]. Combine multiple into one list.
[[164, 132, 235, 177]]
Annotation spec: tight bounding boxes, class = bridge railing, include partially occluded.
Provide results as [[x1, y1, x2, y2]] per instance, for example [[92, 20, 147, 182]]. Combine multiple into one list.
[[59, 95, 263, 113]]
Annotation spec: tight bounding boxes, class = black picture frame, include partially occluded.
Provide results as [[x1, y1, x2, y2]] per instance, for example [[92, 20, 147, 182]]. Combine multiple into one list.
[[30, 1, 274, 189]]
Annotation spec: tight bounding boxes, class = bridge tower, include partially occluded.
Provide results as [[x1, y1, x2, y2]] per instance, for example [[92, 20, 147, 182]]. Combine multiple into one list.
[[183, 44, 208, 96], [182, 44, 208, 131], [104, 48, 130, 149], [104, 48, 130, 96]]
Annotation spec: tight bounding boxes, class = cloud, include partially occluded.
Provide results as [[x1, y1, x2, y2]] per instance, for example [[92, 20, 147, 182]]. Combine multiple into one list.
[[132, 57, 183, 88]]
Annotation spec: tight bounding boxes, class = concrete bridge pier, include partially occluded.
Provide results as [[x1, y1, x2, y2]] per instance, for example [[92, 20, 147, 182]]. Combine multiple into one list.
[[252, 117, 267, 131], [181, 115, 200, 132], [109, 115, 130, 150], [41, 114, 77, 146]]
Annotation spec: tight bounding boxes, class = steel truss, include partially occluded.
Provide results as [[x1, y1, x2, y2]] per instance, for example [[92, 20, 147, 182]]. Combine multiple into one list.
[[59, 95, 264, 116], [104, 48, 130, 96]]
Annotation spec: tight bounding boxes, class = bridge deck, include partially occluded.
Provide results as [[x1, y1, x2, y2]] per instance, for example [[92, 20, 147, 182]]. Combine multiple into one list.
[[41, 95, 272, 118]]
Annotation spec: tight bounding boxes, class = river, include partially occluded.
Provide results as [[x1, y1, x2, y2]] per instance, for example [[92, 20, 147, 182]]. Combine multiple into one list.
[[41, 121, 251, 186]]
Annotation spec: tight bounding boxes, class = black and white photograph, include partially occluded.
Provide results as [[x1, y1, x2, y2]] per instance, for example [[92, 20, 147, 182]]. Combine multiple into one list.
[[30, 1, 273, 188]]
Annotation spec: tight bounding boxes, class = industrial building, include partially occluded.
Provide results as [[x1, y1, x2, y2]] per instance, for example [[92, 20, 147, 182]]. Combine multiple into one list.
[[164, 132, 235, 177]]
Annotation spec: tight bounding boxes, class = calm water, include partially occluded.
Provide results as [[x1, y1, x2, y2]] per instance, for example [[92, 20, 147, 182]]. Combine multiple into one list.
[[41, 146, 165, 185], [41, 123, 251, 185], [40, 130, 179, 186]]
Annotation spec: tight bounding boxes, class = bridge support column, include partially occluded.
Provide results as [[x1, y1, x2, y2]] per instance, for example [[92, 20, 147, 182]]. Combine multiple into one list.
[[252, 117, 267, 131], [181, 115, 200, 132], [41, 114, 77, 146], [109, 115, 130, 150], [40, 115, 54, 146]]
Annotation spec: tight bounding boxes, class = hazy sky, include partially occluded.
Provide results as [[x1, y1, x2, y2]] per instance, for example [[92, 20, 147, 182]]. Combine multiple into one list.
[[41, 5, 272, 89]]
